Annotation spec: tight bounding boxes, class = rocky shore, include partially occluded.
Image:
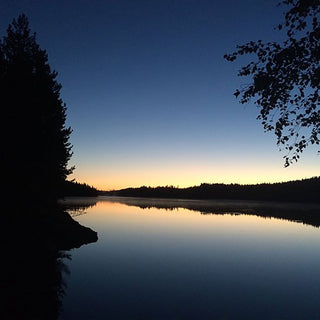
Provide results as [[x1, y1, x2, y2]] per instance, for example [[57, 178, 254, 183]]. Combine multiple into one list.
[[2, 205, 98, 319]]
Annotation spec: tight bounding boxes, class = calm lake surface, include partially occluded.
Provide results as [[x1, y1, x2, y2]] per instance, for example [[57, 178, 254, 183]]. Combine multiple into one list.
[[60, 197, 320, 319]]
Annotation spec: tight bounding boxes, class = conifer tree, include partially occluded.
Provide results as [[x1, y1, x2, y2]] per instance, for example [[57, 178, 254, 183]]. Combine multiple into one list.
[[1, 14, 73, 202]]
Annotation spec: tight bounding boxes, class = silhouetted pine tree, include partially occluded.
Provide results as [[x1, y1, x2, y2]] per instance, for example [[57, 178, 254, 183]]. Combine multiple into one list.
[[1, 14, 73, 203]]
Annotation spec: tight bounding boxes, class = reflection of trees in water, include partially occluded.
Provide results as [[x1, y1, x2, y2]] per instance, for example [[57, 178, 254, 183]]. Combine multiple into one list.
[[2, 204, 97, 319], [198, 206, 320, 228], [107, 197, 320, 228], [60, 197, 98, 218], [67, 206, 93, 218], [56, 251, 71, 305], [2, 243, 70, 319]]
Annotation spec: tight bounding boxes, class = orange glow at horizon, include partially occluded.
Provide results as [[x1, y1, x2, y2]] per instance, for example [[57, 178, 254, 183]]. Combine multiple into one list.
[[70, 158, 319, 191]]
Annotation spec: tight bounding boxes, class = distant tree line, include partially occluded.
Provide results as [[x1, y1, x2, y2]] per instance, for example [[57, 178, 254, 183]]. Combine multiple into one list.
[[106, 177, 320, 203], [61, 180, 98, 197]]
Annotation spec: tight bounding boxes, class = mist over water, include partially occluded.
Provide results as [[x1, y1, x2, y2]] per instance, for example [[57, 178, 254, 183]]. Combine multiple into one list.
[[60, 197, 320, 319]]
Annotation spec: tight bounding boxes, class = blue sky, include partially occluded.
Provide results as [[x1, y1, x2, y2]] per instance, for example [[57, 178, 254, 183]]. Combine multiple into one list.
[[1, 0, 318, 190]]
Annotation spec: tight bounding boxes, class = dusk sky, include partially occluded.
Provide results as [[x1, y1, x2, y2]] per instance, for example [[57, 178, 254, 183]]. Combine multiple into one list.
[[1, 0, 319, 190]]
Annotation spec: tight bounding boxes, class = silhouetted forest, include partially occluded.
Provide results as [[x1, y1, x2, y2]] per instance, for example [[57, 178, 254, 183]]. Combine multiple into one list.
[[2, 14, 73, 204], [1, 15, 97, 319], [105, 176, 320, 203], [61, 180, 98, 197]]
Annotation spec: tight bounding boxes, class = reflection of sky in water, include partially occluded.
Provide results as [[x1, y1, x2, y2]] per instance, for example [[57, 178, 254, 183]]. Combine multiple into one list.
[[61, 200, 320, 319]]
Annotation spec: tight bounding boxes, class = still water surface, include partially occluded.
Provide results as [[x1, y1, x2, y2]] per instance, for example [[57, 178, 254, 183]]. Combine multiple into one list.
[[60, 197, 320, 319]]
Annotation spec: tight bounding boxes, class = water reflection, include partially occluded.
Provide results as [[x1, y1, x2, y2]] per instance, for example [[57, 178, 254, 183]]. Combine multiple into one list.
[[60, 197, 320, 320], [102, 196, 320, 228], [2, 230, 69, 319], [2, 202, 97, 320], [59, 197, 98, 218]]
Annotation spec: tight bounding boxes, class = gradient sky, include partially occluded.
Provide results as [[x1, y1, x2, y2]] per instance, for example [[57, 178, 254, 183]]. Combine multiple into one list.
[[1, 0, 319, 190]]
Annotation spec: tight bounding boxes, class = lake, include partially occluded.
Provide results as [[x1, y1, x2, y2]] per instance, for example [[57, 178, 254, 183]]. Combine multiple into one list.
[[60, 196, 320, 319]]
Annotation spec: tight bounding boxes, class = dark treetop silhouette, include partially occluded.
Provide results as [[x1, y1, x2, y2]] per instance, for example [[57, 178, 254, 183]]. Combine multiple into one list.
[[1, 15, 97, 319], [0, 12, 98, 247], [225, 0, 320, 166], [1, 14, 73, 203]]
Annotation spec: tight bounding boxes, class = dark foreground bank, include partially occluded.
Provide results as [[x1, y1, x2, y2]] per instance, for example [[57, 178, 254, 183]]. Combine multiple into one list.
[[1, 205, 97, 319]]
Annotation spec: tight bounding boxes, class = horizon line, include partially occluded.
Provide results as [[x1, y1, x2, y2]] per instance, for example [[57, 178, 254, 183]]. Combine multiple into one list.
[[98, 175, 320, 192]]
